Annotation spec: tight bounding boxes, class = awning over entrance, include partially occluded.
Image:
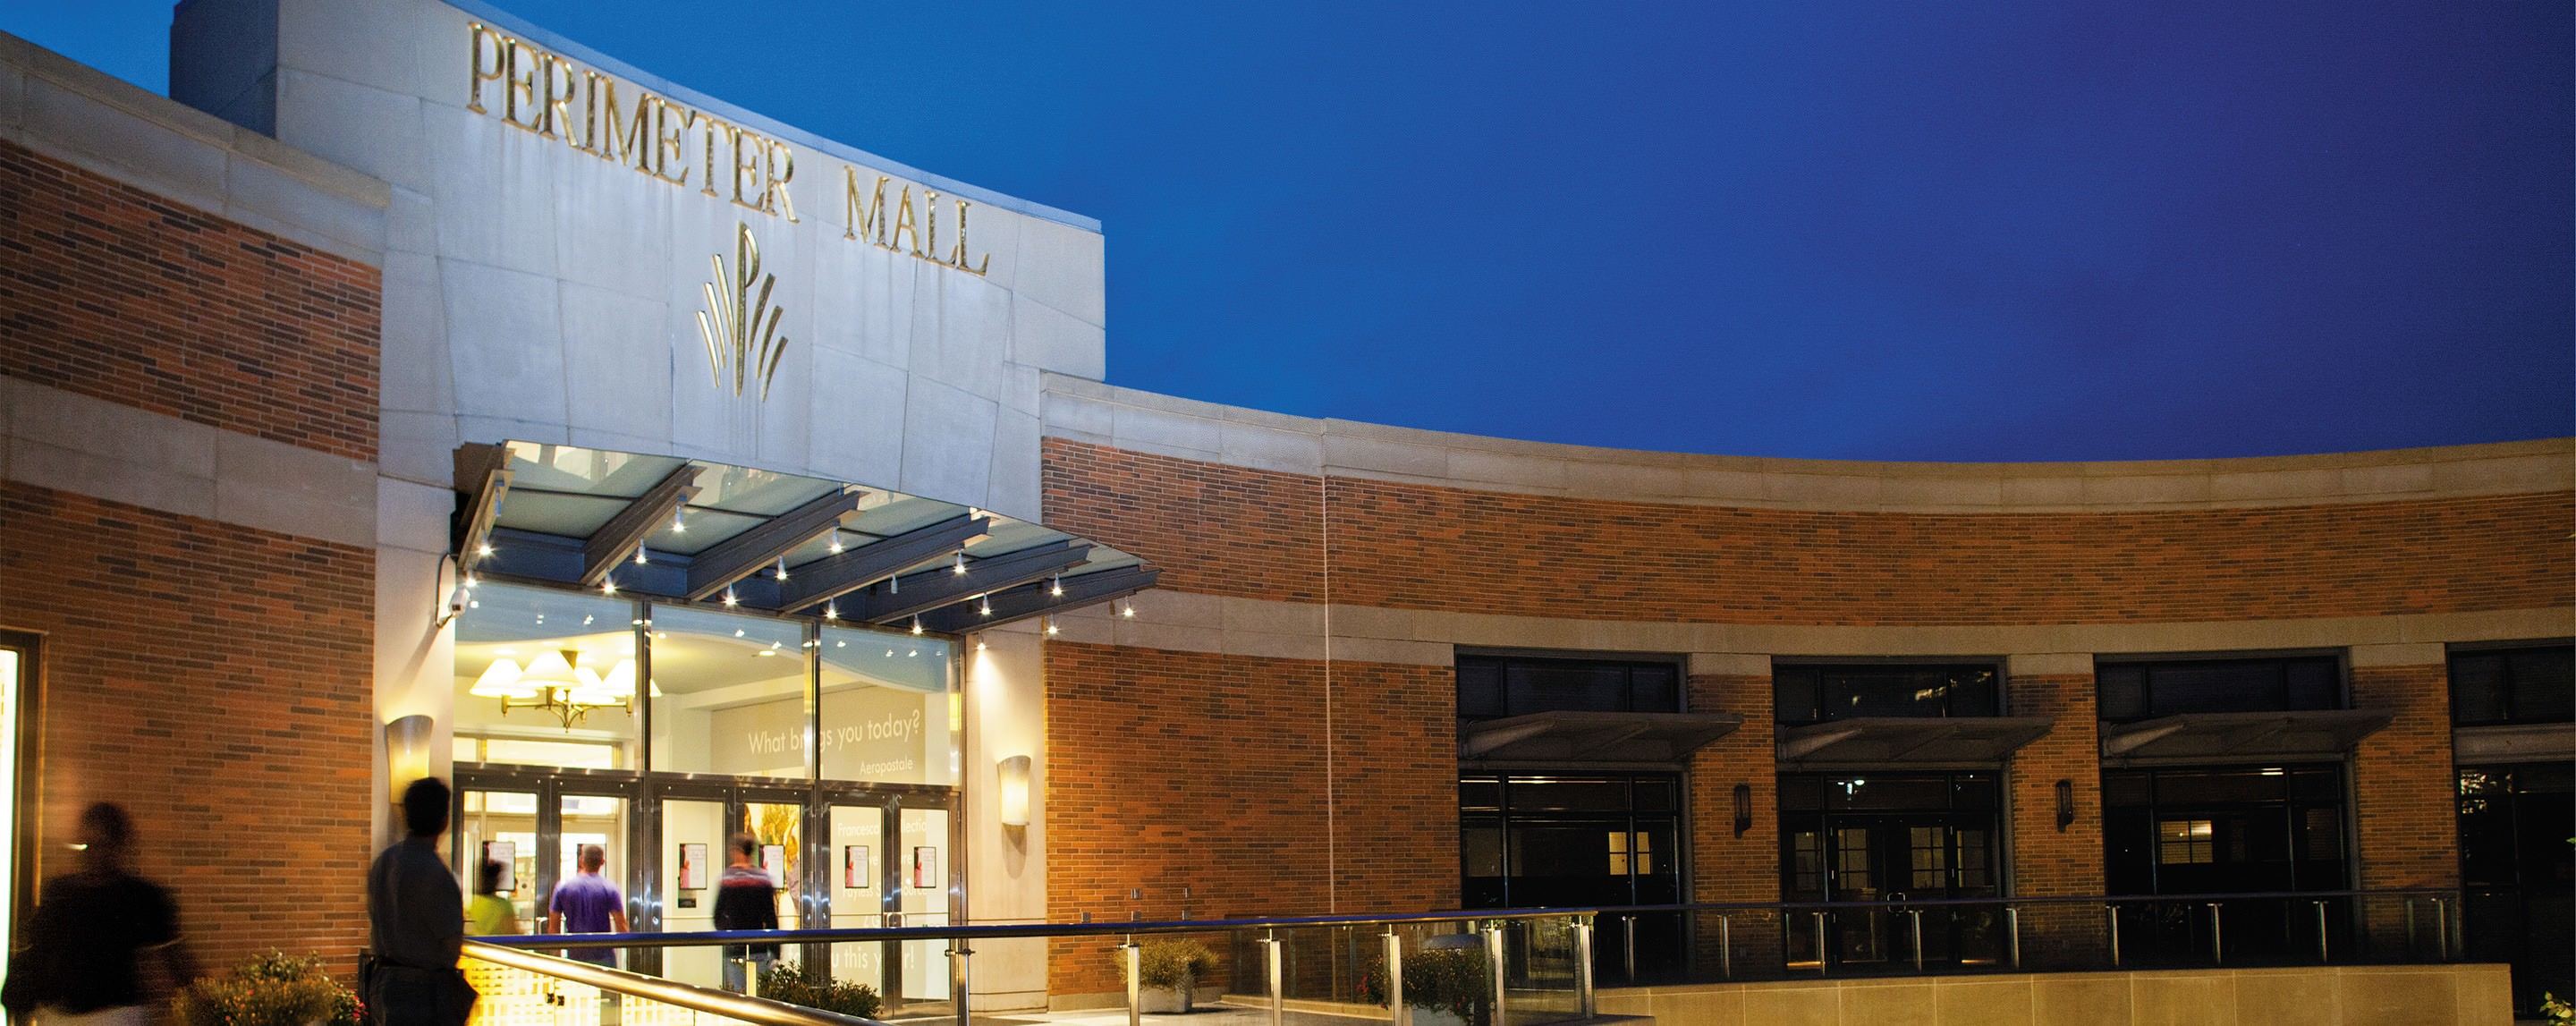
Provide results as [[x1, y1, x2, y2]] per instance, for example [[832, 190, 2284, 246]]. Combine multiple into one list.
[[2099, 709, 2394, 763], [1459, 710, 1743, 763], [453, 441, 1156, 632], [1775, 716, 2053, 767]]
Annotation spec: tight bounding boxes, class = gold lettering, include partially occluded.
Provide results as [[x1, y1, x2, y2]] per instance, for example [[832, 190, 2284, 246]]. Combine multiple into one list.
[[889, 186, 920, 256], [503, 38, 540, 131], [594, 78, 654, 173], [766, 142, 798, 223], [949, 200, 987, 275], [924, 191, 941, 265], [732, 126, 763, 208], [541, 53, 579, 143], [466, 23, 503, 114], [844, 170, 888, 243], [656, 103, 693, 185], [698, 115, 732, 198]]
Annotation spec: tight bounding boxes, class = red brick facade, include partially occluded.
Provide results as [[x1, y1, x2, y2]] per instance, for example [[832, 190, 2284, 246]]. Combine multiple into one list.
[[0, 139, 380, 973], [2004, 673, 2106, 967], [1045, 439, 2572, 626], [0, 140, 381, 462], [0, 482, 377, 971], [1685, 673, 1780, 972]]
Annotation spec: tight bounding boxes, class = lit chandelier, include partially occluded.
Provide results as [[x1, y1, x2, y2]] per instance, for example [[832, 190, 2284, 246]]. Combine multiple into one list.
[[470, 649, 636, 730]]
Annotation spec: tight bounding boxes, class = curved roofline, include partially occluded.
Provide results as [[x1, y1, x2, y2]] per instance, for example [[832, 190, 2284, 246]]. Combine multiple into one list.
[[1041, 373, 2574, 512], [445, 0, 1100, 233]]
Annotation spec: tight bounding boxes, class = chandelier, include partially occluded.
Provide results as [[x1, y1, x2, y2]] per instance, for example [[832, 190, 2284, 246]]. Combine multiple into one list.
[[470, 649, 636, 730]]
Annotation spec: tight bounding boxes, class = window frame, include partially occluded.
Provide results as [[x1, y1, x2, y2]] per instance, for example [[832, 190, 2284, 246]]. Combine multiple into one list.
[[1453, 649, 1688, 721], [2094, 652, 2347, 723], [2445, 642, 2575, 727], [1769, 659, 2006, 725]]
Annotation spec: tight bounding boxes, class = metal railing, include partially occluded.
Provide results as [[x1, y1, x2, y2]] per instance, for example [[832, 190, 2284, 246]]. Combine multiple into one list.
[[473, 886, 2465, 1023], [461, 940, 888, 1026]]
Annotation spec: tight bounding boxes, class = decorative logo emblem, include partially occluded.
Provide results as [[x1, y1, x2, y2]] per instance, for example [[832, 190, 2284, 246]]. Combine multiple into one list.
[[697, 223, 790, 400]]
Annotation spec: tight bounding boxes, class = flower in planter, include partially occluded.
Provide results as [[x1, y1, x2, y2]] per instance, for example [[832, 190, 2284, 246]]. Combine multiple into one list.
[[1355, 946, 1490, 1026], [755, 962, 882, 1020], [1113, 938, 1216, 992], [172, 951, 362, 1026]]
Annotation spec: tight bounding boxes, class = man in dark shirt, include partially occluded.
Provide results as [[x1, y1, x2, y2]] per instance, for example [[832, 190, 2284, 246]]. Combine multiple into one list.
[[366, 779, 474, 1026], [710, 832, 779, 993], [2, 802, 198, 1026]]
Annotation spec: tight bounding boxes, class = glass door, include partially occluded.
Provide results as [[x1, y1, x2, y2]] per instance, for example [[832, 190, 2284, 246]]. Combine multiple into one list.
[[891, 801, 953, 1015], [552, 785, 635, 969], [456, 787, 542, 931], [657, 792, 730, 988], [825, 801, 887, 996]]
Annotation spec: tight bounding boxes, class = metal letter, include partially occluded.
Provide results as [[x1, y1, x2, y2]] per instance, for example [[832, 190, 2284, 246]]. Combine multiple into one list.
[[889, 185, 921, 256], [846, 170, 889, 244], [466, 23, 503, 114], [766, 141, 799, 222], [503, 38, 539, 131], [949, 199, 990, 275], [656, 103, 692, 186]]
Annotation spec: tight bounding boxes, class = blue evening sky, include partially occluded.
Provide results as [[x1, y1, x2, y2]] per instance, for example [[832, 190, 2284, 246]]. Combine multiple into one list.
[[6, 2, 2568, 461]]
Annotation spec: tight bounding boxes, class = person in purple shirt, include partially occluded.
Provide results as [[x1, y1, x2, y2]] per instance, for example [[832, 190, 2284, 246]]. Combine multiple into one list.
[[546, 845, 629, 967]]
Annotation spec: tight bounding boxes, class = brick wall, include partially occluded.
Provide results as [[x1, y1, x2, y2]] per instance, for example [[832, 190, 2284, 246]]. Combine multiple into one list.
[[0, 482, 376, 971], [1044, 641, 1455, 998], [2349, 662, 2460, 951], [1685, 673, 1780, 975], [0, 139, 380, 462], [2004, 673, 2106, 967], [1044, 439, 2572, 626]]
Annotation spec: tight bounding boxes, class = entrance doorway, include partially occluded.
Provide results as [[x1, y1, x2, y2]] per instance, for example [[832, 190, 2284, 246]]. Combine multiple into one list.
[[1461, 775, 1683, 981], [1781, 773, 2004, 972]]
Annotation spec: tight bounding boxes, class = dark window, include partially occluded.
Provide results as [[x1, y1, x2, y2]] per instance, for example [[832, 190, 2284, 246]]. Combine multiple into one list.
[[2448, 645, 2574, 726], [1455, 653, 1686, 721], [2094, 656, 2343, 722], [1773, 663, 2002, 725], [2101, 765, 2349, 895]]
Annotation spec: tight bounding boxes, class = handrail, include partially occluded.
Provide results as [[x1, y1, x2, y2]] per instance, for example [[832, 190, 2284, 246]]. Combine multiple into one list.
[[478, 886, 2457, 949], [461, 940, 889, 1026]]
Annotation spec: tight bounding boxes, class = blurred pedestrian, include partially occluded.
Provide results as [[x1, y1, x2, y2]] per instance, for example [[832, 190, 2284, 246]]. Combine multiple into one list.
[[711, 832, 778, 993], [464, 860, 519, 937], [544, 844, 628, 967], [364, 778, 474, 1026], [1, 801, 199, 1026]]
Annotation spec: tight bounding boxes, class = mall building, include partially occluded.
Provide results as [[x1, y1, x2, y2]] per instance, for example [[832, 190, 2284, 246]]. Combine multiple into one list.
[[0, 0, 2568, 1021]]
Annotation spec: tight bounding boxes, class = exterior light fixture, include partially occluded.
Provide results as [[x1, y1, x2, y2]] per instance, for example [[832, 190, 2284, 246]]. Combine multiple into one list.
[[723, 589, 739, 607], [824, 602, 839, 620], [476, 543, 495, 558], [1733, 784, 1752, 837], [2055, 779, 2076, 831], [1049, 573, 1064, 598], [1119, 598, 1136, 618], [774, 557, 789, 581], [978, 594, 993, 616], [385, 714, 436, 803], [599, 579, 616, 596], [911, 616, 925, 636], [671, 510, 686, 533], [996, 755, 1033, 827], [634, 545, 648, 564], [1042, 615, 1060, 637], [827, 534, 844, 555], [952, 550, 968, 575]]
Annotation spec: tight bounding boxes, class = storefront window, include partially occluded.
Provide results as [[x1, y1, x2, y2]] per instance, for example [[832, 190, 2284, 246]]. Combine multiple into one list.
[[818, 625, 956, 786], [649, 606, 811, 779], [453, 583, 640, 769]]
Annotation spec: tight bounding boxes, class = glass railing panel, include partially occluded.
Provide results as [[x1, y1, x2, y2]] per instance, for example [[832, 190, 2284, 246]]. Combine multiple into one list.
[[1505, 916, 1583, 1023]]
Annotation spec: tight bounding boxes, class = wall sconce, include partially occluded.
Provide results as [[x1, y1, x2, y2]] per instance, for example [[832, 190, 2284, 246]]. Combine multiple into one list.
[[2055, 778, 2075, 831], [1732, 783, 1752, 837], [997, 755, 1032, 827], [386, 715, 436, 803]]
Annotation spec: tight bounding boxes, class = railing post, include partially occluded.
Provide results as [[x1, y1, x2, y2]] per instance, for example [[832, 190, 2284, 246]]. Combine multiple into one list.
[[2431, 897, 2451, 961], [948, 941, 973, 1026], [1385, 928, 1408, 1026], [1812, 912, 1829, 977], [1572, 918, 1595, 1020], [2106, 904, 2122, 968], [1266, 929, 1286, 1026], [1484, 922, 1509, 1026], [1718, 914, 1733, 980], [2207, 903, 2224, 966], [1123, 937, 1141, 1026], [1622, 914, 1637, 984], [1909, 909, 1925, 973], [2404, 898, 2419, 958], [2312, 901, 2330, 963], [2005, 906, 2021, 970]]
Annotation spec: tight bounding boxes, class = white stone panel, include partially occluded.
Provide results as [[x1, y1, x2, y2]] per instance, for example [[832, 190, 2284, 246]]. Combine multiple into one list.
[[7, 437, 216, 519], [1010, 294, 1106, 381], [440, 259, 568, 422], [378, 409, 460, 487], [986, 407, 1040, 521], [1113, 404, 1222, 458], [804, 347, 906, 487], [550, 143, 672, 299], [913, 267, 1011, 399], [558, 281, 673, 442], [21, 74, 226, 212], [376, 476, 453, 552], [899, 379, 997, 507], [275, 68, 428, 193], [212, 432, 377, 547], [386, 185, 436, 254], [422, 100, 555, 276], [278, 0, 445, 106], [379, 250, 453, 414], [1011, 216, 1105, 327]]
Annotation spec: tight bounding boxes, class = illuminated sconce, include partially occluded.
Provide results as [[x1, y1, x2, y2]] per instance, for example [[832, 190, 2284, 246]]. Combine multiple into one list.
[[1732, 783, 1752, 837], [2055, 779, 2076, 831], [386, 714, 436, 803], [997, 755, 1033, 827]]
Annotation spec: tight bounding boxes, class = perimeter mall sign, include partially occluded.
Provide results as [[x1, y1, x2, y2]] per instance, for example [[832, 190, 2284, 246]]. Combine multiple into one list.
[[466, 22, 992, 276]]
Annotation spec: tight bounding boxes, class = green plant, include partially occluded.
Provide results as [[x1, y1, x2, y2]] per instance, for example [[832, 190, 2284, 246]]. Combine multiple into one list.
[[172, 951, 362, 1026], [1109, 938, 1216, 990], [1357, 946, 1489, 1024], [755, 962, 882, 1019], [2538, 991, 2572, 1026]]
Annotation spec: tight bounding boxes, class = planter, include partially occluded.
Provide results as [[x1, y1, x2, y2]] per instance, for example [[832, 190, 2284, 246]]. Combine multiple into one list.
[[1138, 981, 1194, 1013], [1403, 1009, 1470, 1026]]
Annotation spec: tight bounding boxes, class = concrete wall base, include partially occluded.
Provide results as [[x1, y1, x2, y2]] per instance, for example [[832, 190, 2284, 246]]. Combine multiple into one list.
[[1597, 963, 2513, 1025]]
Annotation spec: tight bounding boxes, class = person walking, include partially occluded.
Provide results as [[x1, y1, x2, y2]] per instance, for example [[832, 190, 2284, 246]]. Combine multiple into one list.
[[1, 802, 199, 1026], [545, 844, 629, 967], [463, 861, 519, 937], [365, 778, 474, 1026], [710, 833, 779, 994]]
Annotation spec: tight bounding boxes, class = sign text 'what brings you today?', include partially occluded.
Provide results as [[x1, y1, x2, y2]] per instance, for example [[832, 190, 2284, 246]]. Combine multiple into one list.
[[466, 22, 995, 276]]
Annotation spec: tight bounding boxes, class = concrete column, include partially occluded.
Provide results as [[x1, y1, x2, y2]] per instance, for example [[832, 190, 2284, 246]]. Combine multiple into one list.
[[965, 624, 1049, 1012]]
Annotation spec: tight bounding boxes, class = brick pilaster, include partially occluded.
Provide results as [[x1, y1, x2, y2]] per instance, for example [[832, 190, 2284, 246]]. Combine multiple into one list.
[[1686, 662, 1780, 978], [2004, 662, 2106, 968], [2349, 652, 2458, 953]]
